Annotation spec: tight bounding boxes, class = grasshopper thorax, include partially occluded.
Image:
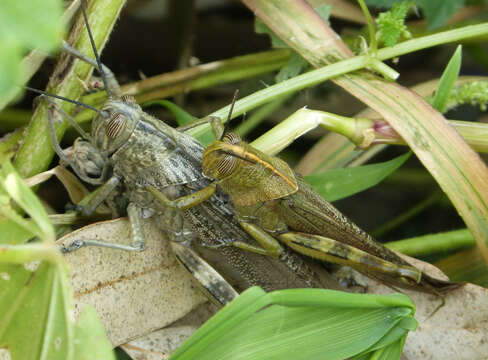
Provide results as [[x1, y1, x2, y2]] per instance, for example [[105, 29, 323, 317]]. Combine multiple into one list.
[[202, 132, 299, 206], [93, 97, 141, 155]]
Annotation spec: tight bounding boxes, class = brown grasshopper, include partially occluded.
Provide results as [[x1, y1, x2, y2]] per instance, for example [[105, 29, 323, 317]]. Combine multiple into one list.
[[34, 0, 341, 300], [150, 124, 460, 295]]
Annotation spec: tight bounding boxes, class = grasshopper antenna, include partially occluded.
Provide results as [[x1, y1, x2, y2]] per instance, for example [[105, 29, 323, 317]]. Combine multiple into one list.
[[25, 86, 108, 117], [219, 89, 239, 140], [80, 0, 113, 99]]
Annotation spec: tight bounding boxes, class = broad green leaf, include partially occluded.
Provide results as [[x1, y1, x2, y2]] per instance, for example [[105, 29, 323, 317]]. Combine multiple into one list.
[[417, 0, 465, 29], [0, 0, 63, 50], [0, 217, 34, 245], [0, 161, 54, 241], [171, 288, 415, 360], [365, 0, 464, 29], [432, 45, 462, 113], [305, 152, 410, 202], [0, 249, 114, 360], [0, 38, 21, 98], [365, 0, 404, 7], [74, 306, 116, 360], [0, 0, 63, 98], [276, 53, 308, 83], [0, 262, 74, 360], [255, 18, 289, 48]]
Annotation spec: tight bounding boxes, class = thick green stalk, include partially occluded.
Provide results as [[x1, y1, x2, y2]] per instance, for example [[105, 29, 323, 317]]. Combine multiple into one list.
[[386, 229, 474, 256]]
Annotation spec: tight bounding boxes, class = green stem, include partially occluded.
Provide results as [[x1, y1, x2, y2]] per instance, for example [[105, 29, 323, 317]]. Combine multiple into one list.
[[188, 22, 488, 139], [368, 58, 399, 80], [235, 94, 292, 137], [357, 0, 377, 54], [385, 229, 475, 256], [251, 108, 373, 155], [252, 107, 488, 155], [372, 192, 443, 238], [0, 243, 64, 265]]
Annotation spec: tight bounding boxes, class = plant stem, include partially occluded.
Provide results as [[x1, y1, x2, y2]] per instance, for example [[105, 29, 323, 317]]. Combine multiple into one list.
[[357, 0, 377, 54], [188, 22, 488, 139], [372, 192, 443, 238], [0, 243, 64, 265], [385, 229, 474, 256]]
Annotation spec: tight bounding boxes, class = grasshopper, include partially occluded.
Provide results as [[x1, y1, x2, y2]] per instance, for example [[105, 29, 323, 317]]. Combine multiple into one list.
[[34, 0, 341, 299], [150, 124, 460, 295]]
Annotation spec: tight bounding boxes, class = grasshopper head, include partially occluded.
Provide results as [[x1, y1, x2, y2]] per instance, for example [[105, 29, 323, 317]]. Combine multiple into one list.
[[92, 96, 140, 155], [202, 132, 298, 206], [202, 132, 243, 180]]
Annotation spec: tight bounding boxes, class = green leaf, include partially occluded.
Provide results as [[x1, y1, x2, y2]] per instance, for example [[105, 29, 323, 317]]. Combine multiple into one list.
[[0, 161, 55, 241], [0, 38, 22, 97], [276, 53, 309, 83], [432, 45, 462, 113], [315, 5, 331, 22], [143, 100, 196, 126], [365, 0, 404, 7], [376, 1, 413, 47], [171, 288, 415, 360], [255, 18, 289, 48], [305, 152, 411, 202], [74, 306, 116, 360], [0, 217, 34, 245], [0, 262, 74, 360], [417, 0, 464, 29], [0, 0, 63, 99], [0, 0, 63, 50], [366, 0, 464, 29]]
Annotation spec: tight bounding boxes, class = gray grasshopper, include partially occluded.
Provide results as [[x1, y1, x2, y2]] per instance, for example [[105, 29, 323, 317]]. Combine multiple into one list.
[[39, 0, 340, 299]]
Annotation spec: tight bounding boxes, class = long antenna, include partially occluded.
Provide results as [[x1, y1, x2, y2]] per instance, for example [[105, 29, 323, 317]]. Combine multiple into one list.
[[226, 89, 239, 124], [80, 0, 113, 98], [25, 86, 107, 116], [219, 89, 239, 140]]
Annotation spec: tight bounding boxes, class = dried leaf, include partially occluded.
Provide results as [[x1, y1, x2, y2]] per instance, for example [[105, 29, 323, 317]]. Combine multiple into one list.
[[57, 218, 207, 346], [121, 303, 216, 360]]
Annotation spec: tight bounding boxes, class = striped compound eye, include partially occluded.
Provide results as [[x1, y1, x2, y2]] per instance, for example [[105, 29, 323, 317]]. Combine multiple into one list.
[[217, 154, 238, 177], [106, 113, 125, 138], [222, 132, 241, 145]]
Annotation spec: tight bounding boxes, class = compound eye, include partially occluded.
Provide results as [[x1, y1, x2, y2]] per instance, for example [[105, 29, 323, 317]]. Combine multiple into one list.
[[217, 154, 237, 177], [106, 113, 126, 138], [222, 132, 241, 145]]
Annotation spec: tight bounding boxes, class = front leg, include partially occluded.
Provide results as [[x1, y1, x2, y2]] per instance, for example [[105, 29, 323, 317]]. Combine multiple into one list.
[[279, 232, 421, 284], [76, 175, 121, 216], [62, 202, 146, 252], [146, 182, 217, 211]]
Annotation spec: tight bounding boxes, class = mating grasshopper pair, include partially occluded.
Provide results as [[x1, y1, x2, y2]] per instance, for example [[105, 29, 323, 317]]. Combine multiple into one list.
[[148, 119, 459, 295], [43, 0, 456, 298], [40, 0, 339, 301]]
